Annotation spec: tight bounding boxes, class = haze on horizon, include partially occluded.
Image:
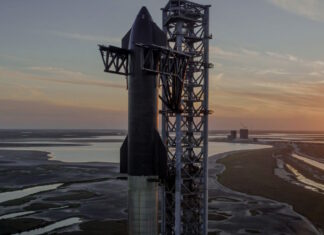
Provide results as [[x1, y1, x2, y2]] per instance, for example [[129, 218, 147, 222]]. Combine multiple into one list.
[[1, 0, 324, 131]]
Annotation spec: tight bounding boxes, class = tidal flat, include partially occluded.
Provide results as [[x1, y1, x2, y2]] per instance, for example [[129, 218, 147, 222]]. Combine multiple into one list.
[[0, 130, 323, 234], [218, 147, 324, 233], [0, 147, 321, 234], [0, 149, 127, 234]]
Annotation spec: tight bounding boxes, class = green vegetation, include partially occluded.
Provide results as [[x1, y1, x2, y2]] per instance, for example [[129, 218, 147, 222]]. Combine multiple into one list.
[[218, 148, 324, 230]]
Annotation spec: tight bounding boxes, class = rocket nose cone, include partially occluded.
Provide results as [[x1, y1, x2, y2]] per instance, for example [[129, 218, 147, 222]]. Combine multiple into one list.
[[137, 6, 152, 22]]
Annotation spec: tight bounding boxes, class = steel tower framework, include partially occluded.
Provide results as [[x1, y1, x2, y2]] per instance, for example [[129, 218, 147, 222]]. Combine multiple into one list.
[[161, 1, 211, 234]]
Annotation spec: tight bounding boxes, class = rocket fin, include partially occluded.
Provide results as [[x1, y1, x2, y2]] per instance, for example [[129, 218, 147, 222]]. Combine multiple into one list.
[[152, 23, 167, 47], [122, 29, 131, 49], [120, 135, 128, 173], [154, 130, 168, 180]]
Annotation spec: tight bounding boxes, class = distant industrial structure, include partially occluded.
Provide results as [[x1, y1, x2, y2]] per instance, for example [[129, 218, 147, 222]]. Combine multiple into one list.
[[98, 1, 211, 234], [228, 130, 237, 140], [227, 129, 250, 141], [240, 129, 249, 139]]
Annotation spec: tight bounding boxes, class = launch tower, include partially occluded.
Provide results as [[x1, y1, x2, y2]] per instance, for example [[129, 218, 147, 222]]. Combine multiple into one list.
[[161, 1, 212, 234]]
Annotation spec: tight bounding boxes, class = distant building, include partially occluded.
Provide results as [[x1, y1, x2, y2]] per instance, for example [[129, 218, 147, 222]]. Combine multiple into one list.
[[240, 129, 249, 139], [227, 130, 237, 141], [230, 130, 237, 140]]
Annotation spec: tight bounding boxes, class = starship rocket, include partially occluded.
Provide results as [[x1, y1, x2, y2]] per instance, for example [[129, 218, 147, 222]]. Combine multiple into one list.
[[119, 7, 167, 235]]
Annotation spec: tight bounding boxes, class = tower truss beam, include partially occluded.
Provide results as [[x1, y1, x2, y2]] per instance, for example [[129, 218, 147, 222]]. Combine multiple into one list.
[[98, 45, 130, 76], [161, 0, 211, 234]]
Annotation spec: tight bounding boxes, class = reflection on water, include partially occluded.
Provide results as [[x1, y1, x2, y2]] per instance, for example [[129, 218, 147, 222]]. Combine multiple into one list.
[[48, 141, 270, 163], [13, 217, 82, 235], [208, 142, 270, 157], [0, 183, 62, 204], [0, 211, 35, 220], [46, 142, 120, 163], [1, 141, 120, 163], [3, 132, 324, 163], [286, 164, 324, 193], [292, 153, 324, 171], [0, 136, 271, 163]]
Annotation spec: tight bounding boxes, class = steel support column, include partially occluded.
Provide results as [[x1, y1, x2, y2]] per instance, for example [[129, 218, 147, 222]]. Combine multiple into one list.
[[161, 1, 211, 234]]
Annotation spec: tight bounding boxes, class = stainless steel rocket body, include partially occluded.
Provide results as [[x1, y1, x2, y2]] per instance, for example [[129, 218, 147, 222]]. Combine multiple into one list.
[[119, 7, 167, 235], [128, 176, 158, 235], [128, 8, 158, 235], [127, 9, 158, 176]]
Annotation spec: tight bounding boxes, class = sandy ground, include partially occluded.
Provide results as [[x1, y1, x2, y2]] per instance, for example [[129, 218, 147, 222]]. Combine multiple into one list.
[[217, 147, 324, 234], [0, 146, 322, 235], [0, 150, 128, 234], [208, 149, 321, 235], [295, 143, 324, 160]]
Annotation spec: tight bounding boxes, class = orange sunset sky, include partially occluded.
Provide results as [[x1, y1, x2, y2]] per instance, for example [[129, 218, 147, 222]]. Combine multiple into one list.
[[1, 0, 324, 131]]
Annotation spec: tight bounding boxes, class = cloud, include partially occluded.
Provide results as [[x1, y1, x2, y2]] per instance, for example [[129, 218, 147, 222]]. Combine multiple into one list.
[[212, 46, 303, 69], [313, 61, 324, 67], [0, 99, 127, 129], [0, 81, 47, 101], [256, 68, 290, 75], [28, 75, 126, 89], [241, 48, 260, 57], [265, 51, 302, 62], [48, 30, 120, 44], [0, 67, 125, 89], [215, 46, 324, 79], [0, 54, 30, 63], [209, 103, 250, 117], [230, 79, 324, 111], [210, 46, 312, 79], [28, 66, 85, 78], [0, 66, 128, 115], [267, 0, 324, 22], [309, 71, 323, 77], [211, 46, 240, 58], [212, 46, 262, 59], [210, 73, 224, 90], [214, 73, 224, 81]]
